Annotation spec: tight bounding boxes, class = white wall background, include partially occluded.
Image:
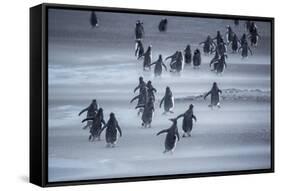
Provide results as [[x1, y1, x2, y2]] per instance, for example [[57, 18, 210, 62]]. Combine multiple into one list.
[[0, 0, 279, 190]]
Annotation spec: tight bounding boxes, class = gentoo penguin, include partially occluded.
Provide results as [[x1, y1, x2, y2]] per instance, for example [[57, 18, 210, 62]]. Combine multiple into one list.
[[230, 34, 240, 53], [146, 80, 157, 102], [184, 45, 192, 65], [139, 45, 152, 70], [249, 27, 260, 46], [199, 36, 215, 54], [211, 54, 227, 74], [158, 18, 168, 32], [160, 86, 174, 114], [135, 20, 145, 40], [213, 30, 223, 45], [135, 39, 144, 59], [204, 82, 222, 108], [136, 97, 155, 128], [193, 49, 201, 68], [209, 51, 219, 70], [90, 11, 98, 28], [79, 99, 99, 129], [82, 108, 105, 141], [131, 85, 148, 115], [149, 54, 167, 76], [225, 25, 235, 44], [134, 76, 146, 94], [157, 118, 180, 154], [165, 51, 179, 67], [238, 41, 252, 58], [176, 104, 197, 137], [100, 113, 122, 148]]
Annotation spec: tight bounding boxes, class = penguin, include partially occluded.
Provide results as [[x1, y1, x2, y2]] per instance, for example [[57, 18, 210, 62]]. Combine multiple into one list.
[[213, 30, 223, 45], [210, 51, 219, 70], [165, 51, 179, 67], [149, 54, 167, 77], [184, 45, 192, 65], [216, 41, 227, 56], [78, 99, 99, 129], [134, 76, 146, 94], [193, 49, 201, 68], [238, 41, 252, 58], [131, 86, 148, 115], [156, 118, 180, 154], [211, 54, 227, 74], [170, 52, 183, 72], [146, 80, 157, 102], [199, 36, 215, 54], [139, 45, 152, 70], [135, 20, 145, 40], [135, 40, 144, 59], [248, 21, 257, 35], [136, 97, 155, 128], [100, 113, 122, 148], [158, 18, 168, 32], [225, 25, 235, 44], [230, 34, 240, 53], [160, 86, 174, 114], [240, 33, 247, 46], [82, 108, 105, 141], [204, 82, 222, 108], [176, 104, 197, 137], [248, 27, 260, 46], [90, 11, 98, 28]]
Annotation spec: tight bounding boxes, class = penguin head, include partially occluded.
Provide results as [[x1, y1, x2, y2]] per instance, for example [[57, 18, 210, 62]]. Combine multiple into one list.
[[92, 99, 97, 104], [147, 80, 152, 86], [189, 104, 194, 109], [217, 31, 221, 35], [139, 76, 143, 82], [213, 82, 218, 89], [110, 112, 115, 119], [159, 54, 162, 59], [98, 108, 103, 114]]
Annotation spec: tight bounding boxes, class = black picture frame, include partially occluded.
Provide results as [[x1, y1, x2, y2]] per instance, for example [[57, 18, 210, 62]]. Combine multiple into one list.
[[30, 3, 275, 187]]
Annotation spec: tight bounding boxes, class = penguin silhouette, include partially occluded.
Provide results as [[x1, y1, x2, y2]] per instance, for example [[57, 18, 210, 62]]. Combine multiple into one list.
[[149, 54, 167, 77], [160, 86, 174, 114], [158, 18, 168, 32], [90, 11, 98, 28], [193, 49, 201, 68], [238, 41, 252, 58], [134, 76, 146, 94], [79, 99, 99, 129], [176, 104, 197, 137], [230, 34, 240, 53], [136, 97, 155, 128], [204, 82, 222, 108], [211, 54, 227, 74], [157, 118, 180, 154], [82, 108, 105, 141], [184, 45, 192, 65], [100, 113, 122, 148], [135, 40, 144, 59], [135, 20, 144, 40], [199, 36, 215, 54], [146, 80, 157, 102], [139, 45, 152, 70], [131, 85, 148, 115]]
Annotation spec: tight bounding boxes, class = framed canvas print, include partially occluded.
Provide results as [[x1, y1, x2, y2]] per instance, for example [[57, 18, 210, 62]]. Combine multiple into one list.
[[30, 3, 274, 187]]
